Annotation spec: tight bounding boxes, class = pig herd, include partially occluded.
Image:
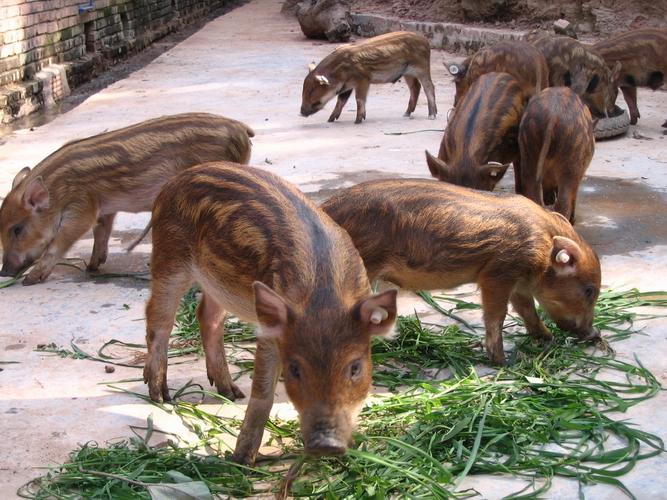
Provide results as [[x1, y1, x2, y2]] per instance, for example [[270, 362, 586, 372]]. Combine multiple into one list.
[[1, 26, 665, 466]]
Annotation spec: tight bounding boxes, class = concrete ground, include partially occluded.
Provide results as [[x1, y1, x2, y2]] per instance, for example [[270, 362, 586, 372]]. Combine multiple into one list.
[[1, 0, 666, 497]]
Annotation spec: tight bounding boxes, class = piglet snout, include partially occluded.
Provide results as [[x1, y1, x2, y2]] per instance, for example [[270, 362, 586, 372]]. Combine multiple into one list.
[[579, 327, 601, 342], [305, 431, 347, 457]]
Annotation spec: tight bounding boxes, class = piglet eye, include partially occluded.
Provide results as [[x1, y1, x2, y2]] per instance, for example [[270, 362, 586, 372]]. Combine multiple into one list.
[[12, 225, 23, 237], [584, 286, 596, 300], [289, 362, 300, 380], [349, 359, 362, 379]]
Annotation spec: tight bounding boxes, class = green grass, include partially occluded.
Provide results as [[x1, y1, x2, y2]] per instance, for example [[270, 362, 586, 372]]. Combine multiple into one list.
[[19, 289, 666, 499]]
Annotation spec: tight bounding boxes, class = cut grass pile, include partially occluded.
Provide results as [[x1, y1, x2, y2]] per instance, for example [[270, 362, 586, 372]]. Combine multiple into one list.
[[19, 289, 666, 499]]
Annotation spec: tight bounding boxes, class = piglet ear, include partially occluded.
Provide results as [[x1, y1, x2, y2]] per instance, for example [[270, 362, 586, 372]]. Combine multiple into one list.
[[425, 150, 450, 181], [308, 61, 316, 72], [483, 161, 510, 180], [23, 177, 49, 212], [357, 289, 397, 337], [551, 236, 582, 276], [12, 166, 31, 189], [253, 281, 290, 340], [315, 74, 330, 86], [446, 62, 466, 77]]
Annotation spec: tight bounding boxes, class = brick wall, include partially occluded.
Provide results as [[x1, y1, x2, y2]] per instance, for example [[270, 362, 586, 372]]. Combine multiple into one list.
[[0, 0, 231, 122]]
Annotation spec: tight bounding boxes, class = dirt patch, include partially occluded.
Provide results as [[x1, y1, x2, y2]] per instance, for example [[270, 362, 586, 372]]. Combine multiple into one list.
[[350, 0, 667, 35]]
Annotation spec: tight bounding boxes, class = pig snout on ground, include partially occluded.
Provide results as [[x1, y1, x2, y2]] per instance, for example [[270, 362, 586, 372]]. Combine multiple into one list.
[[593, 28, 667, 126], [518, 87, 595, 224], [321, 179, 601, 365], [447, 40, 549, 106], [0, 113, 254, 285], [145, 162, 397, 465], [301, 31, 437, 123], [425, 72, 526, 191]]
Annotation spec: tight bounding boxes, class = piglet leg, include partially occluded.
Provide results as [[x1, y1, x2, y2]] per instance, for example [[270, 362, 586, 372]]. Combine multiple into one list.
[[23, 208, 98, 285], [144, 272, 192, 402], [480, 280, 511, 364], [354, 81, 369, 124], [418, 72, 438, 119], [403, 75, 421, 117], [232, 338, 280, 465], [88, 213, 116, 271], [328, 89, 352, 122], [553, 183, 577, 224], [621, 86, 640, 125], [510, 291, 553, 343], [196, 292, 245, 400]]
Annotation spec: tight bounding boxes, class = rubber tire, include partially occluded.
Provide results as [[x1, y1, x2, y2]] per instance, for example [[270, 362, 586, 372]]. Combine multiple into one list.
[[594, 106, 631, 140]]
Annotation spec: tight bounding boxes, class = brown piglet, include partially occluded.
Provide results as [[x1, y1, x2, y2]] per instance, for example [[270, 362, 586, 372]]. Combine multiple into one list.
[[0, 113, 254, 285], [528, 34, 621, 118], [447, 40, 549, 106], [426, 72, 528, 190], [518, 87, 595, 223], [145, 162, 397, 465], [322, 179, 601, 365], [593, 28, 667, 127], [300, 31, 437, 123]]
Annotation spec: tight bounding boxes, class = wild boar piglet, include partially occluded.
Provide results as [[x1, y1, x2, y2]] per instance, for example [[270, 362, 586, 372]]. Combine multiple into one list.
[[322, 179, 602, 365], [518, 87, 595, 223], [301, 31, 437, 124], [529, 34, 620, 118], [447, 40, 549, 105], [145, 161, 397, 465], [426, 72, 528, 191], [593, 28, 667, 126], [0, 113, 254, 285]]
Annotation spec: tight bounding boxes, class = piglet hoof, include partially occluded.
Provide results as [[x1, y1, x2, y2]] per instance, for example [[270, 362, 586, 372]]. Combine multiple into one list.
[[212, 378, 246, 401], [144, 368, 170, 403], [538, 333, 554, 347], [486, 349, 506, 366], [530, 326, 553, 344], [231, 450, 255, 466], [23, 268, 47, 286], [87, 257, 105, 273], [146, 382, 171, 403], [403, 111, 412, 118], [428, 113, 437, 120], [149, 383, 171, 403]]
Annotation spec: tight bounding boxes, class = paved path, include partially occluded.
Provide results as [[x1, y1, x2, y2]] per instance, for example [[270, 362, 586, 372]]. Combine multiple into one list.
[[1, 0, 666, 497]]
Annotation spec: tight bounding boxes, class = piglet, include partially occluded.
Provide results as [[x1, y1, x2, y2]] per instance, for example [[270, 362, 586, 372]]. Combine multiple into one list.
[[447, 40, 549, 105], [528, 34, 621, 118], [518, 87, 595, 223], [426, 72, 528, 190], [145, 161, 397, 465], [0, 113, 254, 285], [593, 28, 667, 126], [322, 179, 601, 365], [301, 31, 437, 123]]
